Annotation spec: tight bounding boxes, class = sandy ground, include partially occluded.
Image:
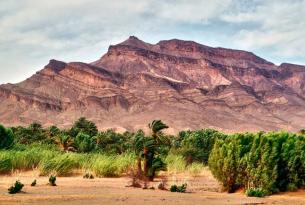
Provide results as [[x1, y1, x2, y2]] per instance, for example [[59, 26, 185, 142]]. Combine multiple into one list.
[[1, 171, 305, 205]]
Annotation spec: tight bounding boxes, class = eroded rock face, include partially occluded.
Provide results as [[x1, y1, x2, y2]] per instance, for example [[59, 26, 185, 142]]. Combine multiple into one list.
[[1, 36, 305, 133]]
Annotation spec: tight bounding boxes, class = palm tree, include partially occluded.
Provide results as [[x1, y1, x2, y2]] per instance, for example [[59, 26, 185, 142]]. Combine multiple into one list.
[[56, 134, 74, 152], [134, 120, 169, 181], [148, 120, 169, 140], [134, 132, 155, 178]]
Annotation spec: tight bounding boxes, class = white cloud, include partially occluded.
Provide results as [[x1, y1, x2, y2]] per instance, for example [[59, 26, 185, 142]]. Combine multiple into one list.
[[152, 0, 232, 23], [222, 0, 305, 57], [0, 0, 305, 84]]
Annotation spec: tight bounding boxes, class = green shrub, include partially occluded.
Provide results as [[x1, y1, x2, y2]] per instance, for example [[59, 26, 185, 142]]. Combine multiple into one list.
[[179, 129, 225, 164], [170, 184, 178, 192], [83, 172, 94, 179], [31, 179, 37, 186], [48, 175, 56, 186], [74, 132, 95, 153], [246, 188, 267, 197], [0, 125, 14, 149], [8, 180, 24, 194], [158, 182, 166, 190], [209, 135, 246, 193], [170, 183, 187, 193], [280, 134, 305, 191], [286, 183, 297, 191], [208, 131, 305, 195]]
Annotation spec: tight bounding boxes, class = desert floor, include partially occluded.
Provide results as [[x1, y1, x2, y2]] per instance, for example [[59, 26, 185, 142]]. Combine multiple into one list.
[[1, 171, 305, 205]]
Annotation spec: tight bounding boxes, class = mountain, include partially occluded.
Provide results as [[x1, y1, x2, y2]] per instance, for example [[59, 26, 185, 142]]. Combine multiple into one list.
[[1, 36, 305, 133]]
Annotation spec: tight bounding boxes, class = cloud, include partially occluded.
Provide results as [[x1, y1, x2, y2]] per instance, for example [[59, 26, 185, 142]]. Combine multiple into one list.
[[0, 0, 305, 84], [151, 0, 232, 23], [222, 0, 305, 58]]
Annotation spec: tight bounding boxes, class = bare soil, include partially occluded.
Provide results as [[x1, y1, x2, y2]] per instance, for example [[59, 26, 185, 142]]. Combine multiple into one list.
[[1, 171, 305, 205]]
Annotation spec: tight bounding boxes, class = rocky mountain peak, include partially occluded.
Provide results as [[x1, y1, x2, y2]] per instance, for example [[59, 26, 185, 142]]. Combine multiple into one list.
[[117, 35, 153, 49], [42, 59, 67, 73], [1, 37, 305, 133]]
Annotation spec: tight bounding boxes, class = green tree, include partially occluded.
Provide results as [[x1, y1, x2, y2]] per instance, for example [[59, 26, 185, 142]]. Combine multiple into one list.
[[179, 129, 224, 165], [96, 129, 127, 154], [148, 120, 169, 140], [135, 120, 169, 181], [281, 133, 305, 191], [74, 132, 95, 153], [0, 124, 14, 149], [147, 120, 168, 178], [56, 134, 74, 152], [70, 117, 98, 137], [209, 133, 254, 193], [134, 132, 155, 178], [47, 125, 61, 138], [12, 123, 47, 144], [209, 138, 240, 192], [208, 131, 304, 195]]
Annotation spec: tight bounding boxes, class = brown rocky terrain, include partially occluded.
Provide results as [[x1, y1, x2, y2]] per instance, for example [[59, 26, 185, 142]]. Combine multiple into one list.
[[1, 36, 305, 133]]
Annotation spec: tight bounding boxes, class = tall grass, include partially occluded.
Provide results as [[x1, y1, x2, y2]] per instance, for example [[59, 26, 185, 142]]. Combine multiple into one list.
[[0, 144, 136, 177], [0, 145, 204, 177], [0, 157, 12, 174], [0, 144, 58, 172], [90, 154, 136, 177], [187, 163, 205, 176], [39, 154, 79, 176], [165, 154, 206, 176], [165, 154, 187, 173]]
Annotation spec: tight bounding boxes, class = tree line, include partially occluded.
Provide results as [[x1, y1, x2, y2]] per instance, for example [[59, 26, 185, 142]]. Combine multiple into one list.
[[1, 118, 305, 196]]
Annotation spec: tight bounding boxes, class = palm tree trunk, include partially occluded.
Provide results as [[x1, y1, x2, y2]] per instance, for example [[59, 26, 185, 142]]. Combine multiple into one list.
[[143, 148, 149, 177], [137, 157, 142, 178]]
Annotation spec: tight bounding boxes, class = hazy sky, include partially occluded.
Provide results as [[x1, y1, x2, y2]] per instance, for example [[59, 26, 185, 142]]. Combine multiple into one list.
[[1, 0, 305, 84]]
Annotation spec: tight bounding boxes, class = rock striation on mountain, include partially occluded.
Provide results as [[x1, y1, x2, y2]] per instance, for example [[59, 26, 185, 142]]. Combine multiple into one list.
[[1, 36, 305, 133]]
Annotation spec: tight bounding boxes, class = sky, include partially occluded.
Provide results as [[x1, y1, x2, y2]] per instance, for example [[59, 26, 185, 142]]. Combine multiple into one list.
[[1, 0, 305, 84]]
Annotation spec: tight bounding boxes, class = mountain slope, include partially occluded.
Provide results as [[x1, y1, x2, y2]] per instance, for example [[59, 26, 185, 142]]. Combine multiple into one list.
[[1, 36, 305, 133]]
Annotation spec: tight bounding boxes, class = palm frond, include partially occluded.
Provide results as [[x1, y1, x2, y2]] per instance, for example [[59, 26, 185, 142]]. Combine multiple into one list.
[[148, 120, 169, 136]]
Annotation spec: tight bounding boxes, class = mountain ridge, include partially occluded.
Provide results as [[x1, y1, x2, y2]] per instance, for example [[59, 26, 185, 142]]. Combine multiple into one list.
[[1, 36, 305, 133]]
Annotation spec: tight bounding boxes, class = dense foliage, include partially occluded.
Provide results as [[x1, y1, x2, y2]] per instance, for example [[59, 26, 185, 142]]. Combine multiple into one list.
[[74, 132, 95, 153], [135, 120, 169, 181], [246, 188, 267, 197], [209, 131, 305, 195], [70, 117, 98, 137], [0, 124, 14, 149], [176, 129, 225, 165], [12, 123, 55, 144], [2, 118, 305, 196]]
